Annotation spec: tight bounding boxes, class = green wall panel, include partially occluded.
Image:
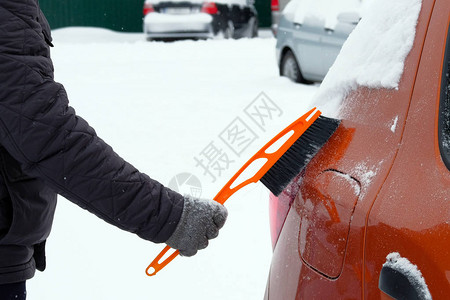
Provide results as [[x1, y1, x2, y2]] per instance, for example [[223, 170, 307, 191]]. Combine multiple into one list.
[[40, 0, 144, 32], [39, 0, 271, 32], [254, 0, 271, 28]]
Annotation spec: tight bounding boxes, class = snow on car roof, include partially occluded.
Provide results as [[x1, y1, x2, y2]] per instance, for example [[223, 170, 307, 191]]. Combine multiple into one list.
[[312, 0, 423, 116], [283, 0, 362, 30], [145, 0, 249, 6]]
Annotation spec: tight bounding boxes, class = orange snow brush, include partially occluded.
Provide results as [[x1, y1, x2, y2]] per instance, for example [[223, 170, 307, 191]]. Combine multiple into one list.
[[146, 107, 340, 276]]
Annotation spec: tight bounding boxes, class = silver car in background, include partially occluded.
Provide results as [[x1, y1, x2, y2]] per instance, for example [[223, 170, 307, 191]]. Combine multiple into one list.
[[276, 0, 361, 83]]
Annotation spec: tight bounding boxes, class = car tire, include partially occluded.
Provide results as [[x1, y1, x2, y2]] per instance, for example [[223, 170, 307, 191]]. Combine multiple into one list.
[[251, 18, 258, 38], [224, 20, 235, 39], [280, 50, 304, 83]]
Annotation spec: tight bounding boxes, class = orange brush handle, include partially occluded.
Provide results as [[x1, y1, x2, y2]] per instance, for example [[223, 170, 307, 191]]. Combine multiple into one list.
[[146, 107, 321, 276], [213, 107, 321, 204]]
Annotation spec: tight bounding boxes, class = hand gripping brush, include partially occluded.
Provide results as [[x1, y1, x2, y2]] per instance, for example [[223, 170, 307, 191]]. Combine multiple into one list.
[[146, 107, 340, 276]]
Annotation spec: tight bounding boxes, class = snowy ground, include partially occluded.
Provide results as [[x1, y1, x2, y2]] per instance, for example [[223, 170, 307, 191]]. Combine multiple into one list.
[[27, 28, 319, 300]]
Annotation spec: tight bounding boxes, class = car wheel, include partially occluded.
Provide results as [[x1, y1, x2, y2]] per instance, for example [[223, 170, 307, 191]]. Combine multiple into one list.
[[224, 21, 235, 39], [280, 50, 304, 83], [251, 18, 258, 38]]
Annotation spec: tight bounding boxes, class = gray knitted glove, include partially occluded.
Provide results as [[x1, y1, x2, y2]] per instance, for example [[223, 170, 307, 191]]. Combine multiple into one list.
[[166, 196, 228, 257]]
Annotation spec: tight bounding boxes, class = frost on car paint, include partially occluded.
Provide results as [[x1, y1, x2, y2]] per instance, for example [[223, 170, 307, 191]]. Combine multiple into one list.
[[383, 252, 432, 300], [390, 116, 399, 133], [334, 171, 361, 196], [312, 0, 423, 117], [353, 160, 383, 192]]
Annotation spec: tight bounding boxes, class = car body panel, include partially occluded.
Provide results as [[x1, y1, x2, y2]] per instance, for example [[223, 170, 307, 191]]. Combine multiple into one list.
[[266, 0, 450, 298], [144, 12, 213, 38], [298, 170, 360, 279], [292, 21, 326, 81], [365, 1, 450, 298]]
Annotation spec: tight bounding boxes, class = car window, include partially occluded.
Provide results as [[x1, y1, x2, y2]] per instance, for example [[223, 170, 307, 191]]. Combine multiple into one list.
[[439, 23, 450, 170]]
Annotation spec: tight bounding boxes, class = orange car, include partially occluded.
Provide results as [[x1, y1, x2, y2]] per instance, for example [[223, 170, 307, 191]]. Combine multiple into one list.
[[265, 0, 449, 299]]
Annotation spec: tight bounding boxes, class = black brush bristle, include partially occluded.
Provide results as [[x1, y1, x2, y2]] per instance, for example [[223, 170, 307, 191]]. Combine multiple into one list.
[[260, 115, 340, 196]]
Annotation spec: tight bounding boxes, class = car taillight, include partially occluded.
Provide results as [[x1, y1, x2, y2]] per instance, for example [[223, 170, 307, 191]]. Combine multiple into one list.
[[271, 0, 279, 11], [201, 2, 218, 15], [269, 192, 292, 249], [143, 3, 155, 15]]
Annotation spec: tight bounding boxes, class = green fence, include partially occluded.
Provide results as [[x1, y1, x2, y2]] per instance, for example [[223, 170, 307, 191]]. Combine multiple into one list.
[[254, 0, 271, 29], [39, 0, 271, 32]]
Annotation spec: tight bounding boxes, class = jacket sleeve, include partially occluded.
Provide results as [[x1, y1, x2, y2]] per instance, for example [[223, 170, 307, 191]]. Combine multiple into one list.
[[0, 64, 184, 244]]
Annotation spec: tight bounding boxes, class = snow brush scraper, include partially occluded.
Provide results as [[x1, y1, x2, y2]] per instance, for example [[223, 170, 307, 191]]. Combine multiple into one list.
[[146, 107, 340, 276]]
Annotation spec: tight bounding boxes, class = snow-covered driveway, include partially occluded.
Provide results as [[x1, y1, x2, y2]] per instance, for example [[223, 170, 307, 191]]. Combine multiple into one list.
[[28, 28, 318, 300]]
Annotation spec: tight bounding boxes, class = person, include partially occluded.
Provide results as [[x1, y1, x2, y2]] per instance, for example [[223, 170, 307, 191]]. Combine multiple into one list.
[[0, 1, 228, 299]]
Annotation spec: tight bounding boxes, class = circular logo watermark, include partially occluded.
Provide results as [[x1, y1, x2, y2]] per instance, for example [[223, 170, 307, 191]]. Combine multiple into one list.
[[168, 173, 202, 199]]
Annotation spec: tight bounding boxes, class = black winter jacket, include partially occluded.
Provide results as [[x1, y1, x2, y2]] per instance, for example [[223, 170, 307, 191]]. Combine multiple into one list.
[[0, 0, 184, 284]]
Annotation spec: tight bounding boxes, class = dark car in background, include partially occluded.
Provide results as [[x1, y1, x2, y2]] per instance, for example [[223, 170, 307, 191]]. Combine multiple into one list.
[[143, 0, 258, 40]]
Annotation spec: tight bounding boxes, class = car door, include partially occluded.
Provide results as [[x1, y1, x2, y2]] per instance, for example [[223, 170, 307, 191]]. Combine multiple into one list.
[[292, 17, 325, 81], [320, 19, 357, 76], [364, 1, 450, 298]]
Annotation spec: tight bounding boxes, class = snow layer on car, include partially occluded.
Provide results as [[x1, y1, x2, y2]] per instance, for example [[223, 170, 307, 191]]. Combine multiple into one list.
[[145, 0, 249, 6], [283, 0, 361, 30], [384, 252, 432, 300], [144, 12, 213, 24], [312, 0, 422, 116]]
